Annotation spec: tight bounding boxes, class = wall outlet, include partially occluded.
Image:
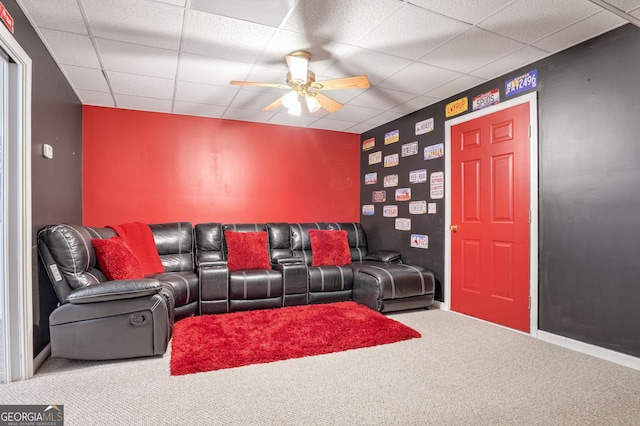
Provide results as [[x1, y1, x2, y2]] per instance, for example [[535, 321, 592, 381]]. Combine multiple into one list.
[[42, 143, 53, 159]]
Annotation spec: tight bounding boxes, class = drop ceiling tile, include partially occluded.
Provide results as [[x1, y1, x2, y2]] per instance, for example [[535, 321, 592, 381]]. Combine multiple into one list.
[[357, 3, 471, 60], [266, 111, 318, 128], [322, 47, 412, 85], [602, 0, 640, 13], [408, 0, 515, 25], [107, 71, 175, 99], [348, 87, 417, 110], [345, 123, 376, 133], [19, 0, 88, 34], [426, 75, 487, 99], [182, 10, 275, 62], [419, 28, 526, 74], [76, 89, 115, 107], [469, 46, 550, 79], [378, 62, 462, 94], [228, 89, 285, 110], [62, 65, 109, 91], [97, 39, 179, 79], [178, 53, 253, 86], [327, 104, 386, 123], [362, 110, 405, 125], [82, 0, 184, 50], [189, 0, 294, 28], [153, 0, 186, 6], [114, 94, 173, 113], [224, 107, 280, 124], [389, 95, 439, 114], [282, 0, 402, 45], [40, 29, 100, 68], [532, 10, 627, 53], [172, 101, 226, 118], [175, 81, 239, 106], [308, 118, 360, 132], [260, 30, 352, 75], [239, 64, 290, 95], [631, 9, 640, 19], [478, 0, 602, 43]]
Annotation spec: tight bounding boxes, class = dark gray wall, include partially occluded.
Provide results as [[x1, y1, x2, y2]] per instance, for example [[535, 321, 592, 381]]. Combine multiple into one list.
[[361, 24, 640, 358], [5, 1, 83, 357]]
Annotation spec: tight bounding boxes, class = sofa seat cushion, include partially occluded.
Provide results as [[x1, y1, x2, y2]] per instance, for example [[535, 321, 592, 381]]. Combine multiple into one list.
[[147, 271, 199, 308], [352, 262, 434, 299], [229, 270, 283, 300], [308, 265, 354, 293]]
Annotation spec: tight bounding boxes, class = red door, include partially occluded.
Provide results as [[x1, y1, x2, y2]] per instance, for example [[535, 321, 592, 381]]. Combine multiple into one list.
[[450, 103, 530, 332]]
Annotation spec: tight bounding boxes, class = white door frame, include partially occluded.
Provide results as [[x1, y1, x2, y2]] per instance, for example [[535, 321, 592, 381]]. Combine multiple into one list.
[[443, 92, 539, 337], [0, 22, 33, 382]]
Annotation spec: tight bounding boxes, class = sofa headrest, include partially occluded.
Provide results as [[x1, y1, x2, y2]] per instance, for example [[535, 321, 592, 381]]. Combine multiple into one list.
[[149, 222, 194, 272]]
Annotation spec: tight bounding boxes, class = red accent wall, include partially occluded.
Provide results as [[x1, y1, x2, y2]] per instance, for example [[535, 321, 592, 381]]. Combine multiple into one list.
[[82, 106, 360, 226]]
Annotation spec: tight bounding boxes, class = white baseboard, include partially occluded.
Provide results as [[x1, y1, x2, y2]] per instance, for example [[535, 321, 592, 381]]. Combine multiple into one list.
[[538, 330, 640, 371], [33, 343, 51, 373]]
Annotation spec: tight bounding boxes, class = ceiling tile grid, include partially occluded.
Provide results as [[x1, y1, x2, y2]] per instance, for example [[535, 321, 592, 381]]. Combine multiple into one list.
[[16, 0, 633, 133]]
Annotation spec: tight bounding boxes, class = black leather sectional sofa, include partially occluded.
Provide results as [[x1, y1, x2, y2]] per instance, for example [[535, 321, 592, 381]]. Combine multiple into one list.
[[38, 221, 435, 360]]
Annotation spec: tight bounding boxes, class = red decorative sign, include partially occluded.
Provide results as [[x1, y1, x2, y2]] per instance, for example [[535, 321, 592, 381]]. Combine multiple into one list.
[[0, 2, 14, 34]]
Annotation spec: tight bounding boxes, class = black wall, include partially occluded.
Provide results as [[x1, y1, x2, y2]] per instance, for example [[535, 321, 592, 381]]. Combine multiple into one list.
[[361, 24, 640, 358], [5, 1, 83, 357]]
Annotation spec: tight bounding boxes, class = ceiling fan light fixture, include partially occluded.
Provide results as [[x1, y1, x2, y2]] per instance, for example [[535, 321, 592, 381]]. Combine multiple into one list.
[[282, 90, 298, 109], [287, 100, 302, 116], [286, 51, 311, 83], [306, 94, 322, 113]]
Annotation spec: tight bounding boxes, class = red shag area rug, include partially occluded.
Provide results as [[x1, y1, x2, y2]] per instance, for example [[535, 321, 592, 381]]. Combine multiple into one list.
[[170, 301, 420, 376]]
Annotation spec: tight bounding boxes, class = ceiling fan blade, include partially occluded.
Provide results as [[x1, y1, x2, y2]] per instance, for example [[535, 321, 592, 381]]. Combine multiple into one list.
[[313, 75, 370, 90], [285, 52, 309, 82], [314, 92, 344, 113], [230, 80, 290, 90], [263, 95, 285, 111]]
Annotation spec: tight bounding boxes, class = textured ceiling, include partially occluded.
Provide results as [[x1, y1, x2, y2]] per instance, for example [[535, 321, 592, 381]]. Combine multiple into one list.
[[16, 0, 638, 133]]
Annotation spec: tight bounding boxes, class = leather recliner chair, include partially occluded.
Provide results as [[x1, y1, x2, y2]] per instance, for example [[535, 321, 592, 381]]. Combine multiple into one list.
[[38, 224, 175, 360]]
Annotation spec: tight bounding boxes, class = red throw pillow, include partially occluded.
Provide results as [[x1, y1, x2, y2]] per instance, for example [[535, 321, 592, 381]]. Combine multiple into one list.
[[308, 229, 352, 267], [224, 231, 272, 272], [92, 237, 144, 280]]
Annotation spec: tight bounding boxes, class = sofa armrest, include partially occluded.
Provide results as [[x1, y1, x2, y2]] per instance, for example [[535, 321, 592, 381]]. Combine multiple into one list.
[[365, 250, 402, 263], [65, 279, 162, 304]]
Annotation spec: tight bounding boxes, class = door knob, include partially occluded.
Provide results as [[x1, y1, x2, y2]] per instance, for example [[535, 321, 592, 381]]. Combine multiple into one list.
[[449, 225, 458, 232]]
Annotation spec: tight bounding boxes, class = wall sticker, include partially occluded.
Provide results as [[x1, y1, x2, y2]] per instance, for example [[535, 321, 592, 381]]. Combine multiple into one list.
[[445, 97, 468, 118], [409, 169, 427, 184], [383, 205, 398, 217], [369, 151, 382, 165], [372, 190, 386, 203], [384, 153, 399, 167], [362, 137, 375, 151], [395, 218, 411, 231], [384, 129, 400, 145], [409, 200, 427, 214], [473, 88, 500, 111], [362, 205, 375, 216], [430, 171, 444, 199], [424, 143, 444, 160], [395, 188, 411, 201], [505, 69, 538, 97], [384, 174, 399, 187], [415, 117, 434, 135], [411, 234, 429, 249], [401, 141, 419, 157], [364, 172, 377, 185]]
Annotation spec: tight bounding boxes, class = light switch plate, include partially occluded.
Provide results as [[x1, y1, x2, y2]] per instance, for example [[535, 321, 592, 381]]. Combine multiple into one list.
[[42, 143, 53, 159]]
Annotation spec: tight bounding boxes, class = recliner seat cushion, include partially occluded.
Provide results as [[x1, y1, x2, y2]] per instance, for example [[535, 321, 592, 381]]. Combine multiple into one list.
[[147, 271, 199, 308], [229, 269, 283, 300], [308, 265, 354, 293]]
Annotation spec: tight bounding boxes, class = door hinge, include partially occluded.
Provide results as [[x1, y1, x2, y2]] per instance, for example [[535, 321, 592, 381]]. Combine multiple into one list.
[[529, 210, 531, 223], [528, 124, 531, 138], [528, 296, 531, 310]]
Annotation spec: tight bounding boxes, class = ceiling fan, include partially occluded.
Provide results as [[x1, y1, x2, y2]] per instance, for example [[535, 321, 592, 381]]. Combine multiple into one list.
[[230, 51, 370, 115]]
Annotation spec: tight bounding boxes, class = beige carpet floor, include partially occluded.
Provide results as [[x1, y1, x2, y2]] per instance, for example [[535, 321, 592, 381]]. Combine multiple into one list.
[[1, 308, 639, 425]]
